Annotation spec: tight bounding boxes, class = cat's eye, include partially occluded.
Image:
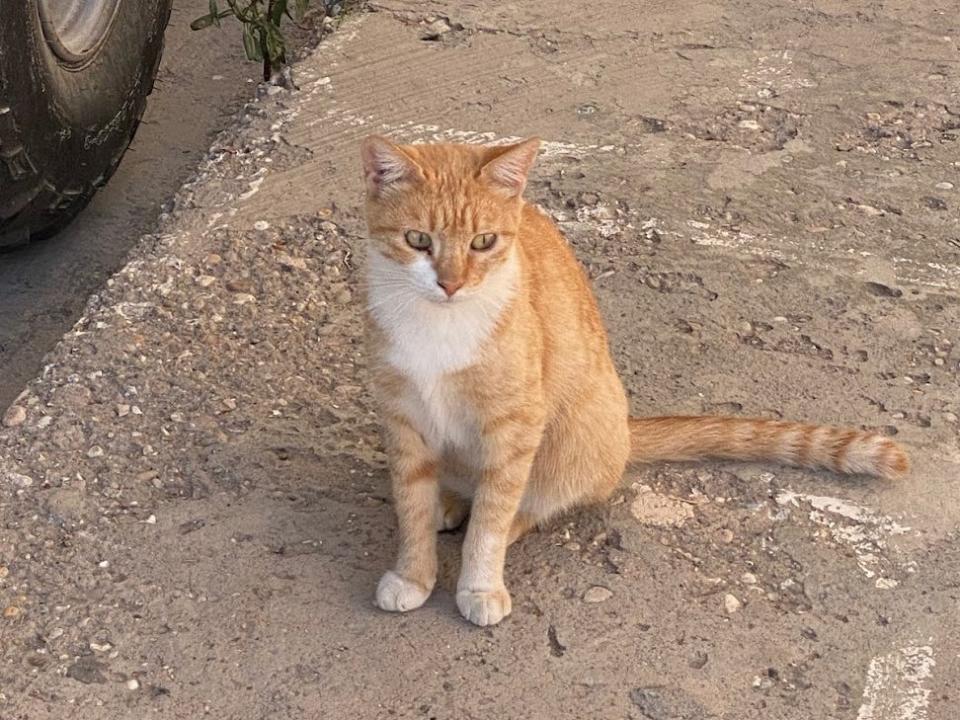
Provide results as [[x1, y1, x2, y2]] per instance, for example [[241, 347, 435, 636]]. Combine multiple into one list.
[[471, 233, 497, 251], [404, 230, 432, 251]]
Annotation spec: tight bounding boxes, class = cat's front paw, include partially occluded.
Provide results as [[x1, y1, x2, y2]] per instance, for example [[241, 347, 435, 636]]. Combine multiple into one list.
[[375, 570, 432, 613], [456, 586, 512, 626]]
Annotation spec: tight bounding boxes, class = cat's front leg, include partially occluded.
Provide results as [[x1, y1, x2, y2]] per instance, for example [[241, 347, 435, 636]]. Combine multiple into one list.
[[375, 413, 441, 613], [456, 419, 543, 626]]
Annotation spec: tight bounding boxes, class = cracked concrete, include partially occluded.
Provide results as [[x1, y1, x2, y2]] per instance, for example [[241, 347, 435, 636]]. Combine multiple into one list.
[[1, 2, 958, 718]]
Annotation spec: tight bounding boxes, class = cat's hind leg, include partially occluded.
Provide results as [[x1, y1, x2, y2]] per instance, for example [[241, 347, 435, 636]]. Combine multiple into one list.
[[436, 488, 469, 531], [508, 512, 540, 544], [514, 393, 631, 540]]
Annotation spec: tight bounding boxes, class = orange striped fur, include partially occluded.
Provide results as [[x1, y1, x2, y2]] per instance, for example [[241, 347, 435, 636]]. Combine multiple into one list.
[[360, 136, 908, 626]]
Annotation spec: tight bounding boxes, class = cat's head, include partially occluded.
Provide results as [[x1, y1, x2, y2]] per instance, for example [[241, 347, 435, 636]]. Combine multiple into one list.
[[360, 136, 540, 303]]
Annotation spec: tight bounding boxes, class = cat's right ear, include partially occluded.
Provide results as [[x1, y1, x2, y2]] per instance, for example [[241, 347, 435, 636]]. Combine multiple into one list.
[[361, 136, 423, 197]]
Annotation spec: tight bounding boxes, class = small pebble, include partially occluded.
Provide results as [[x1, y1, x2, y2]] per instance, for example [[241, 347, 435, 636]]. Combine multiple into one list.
[[136, 469, 158, 483], [197, 275, 217, 288], [935, 181, 954, 190], [0, 566, 8, 579], [225, 278, 253, 294], [2, 405, 26, 427], [3, 605, 21, 619], [582, 586, 613, 603], [116, 404, 130, 417], [34, 415, 52, 430], [5, 472, 33, 488], [738, 119, 761, 130], [277, 253, 308, 271], [145, 515, 157, 525], [126, 678, 140, 691], [741, 572, 757, 585], [253, 220, 270, 231], [856, 203, 885, 217], [723, 593, 742, 614], [98, 560, 109, 569], [87, 445, 104, 458]]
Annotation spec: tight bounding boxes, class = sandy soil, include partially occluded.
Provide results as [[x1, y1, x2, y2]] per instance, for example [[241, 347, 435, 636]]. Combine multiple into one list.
[[1, 2, 958, 718]]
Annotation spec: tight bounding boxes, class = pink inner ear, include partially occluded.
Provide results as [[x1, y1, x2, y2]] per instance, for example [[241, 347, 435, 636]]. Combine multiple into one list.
[[487, 158, 527, 187], [362, 137, 417, 193], [482, 138, 540, 195], [369, 152, 407, 185]]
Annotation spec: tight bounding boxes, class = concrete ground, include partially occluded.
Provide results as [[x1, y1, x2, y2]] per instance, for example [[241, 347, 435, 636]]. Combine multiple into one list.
[[1, 2, 958, 718]]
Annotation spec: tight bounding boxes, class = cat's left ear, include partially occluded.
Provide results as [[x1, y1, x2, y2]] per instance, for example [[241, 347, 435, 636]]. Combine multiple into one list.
[[480, 137, 541, 197]]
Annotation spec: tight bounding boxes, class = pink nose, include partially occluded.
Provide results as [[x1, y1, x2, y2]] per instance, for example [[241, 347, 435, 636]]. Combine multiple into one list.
[[438, 279, 464, 297]]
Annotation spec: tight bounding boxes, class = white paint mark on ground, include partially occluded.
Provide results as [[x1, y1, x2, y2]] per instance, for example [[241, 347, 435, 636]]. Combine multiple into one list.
[[856, 645, 936, 720], [379, 122, 624, 159], [688, 226, 959, 290], [776, 491, 911, 587], [547, 203, 633, 239], [238, 175, 266, 201]]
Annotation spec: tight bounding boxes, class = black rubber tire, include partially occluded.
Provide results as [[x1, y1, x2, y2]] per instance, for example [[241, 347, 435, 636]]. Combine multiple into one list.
[[0, 0, 173, 248]]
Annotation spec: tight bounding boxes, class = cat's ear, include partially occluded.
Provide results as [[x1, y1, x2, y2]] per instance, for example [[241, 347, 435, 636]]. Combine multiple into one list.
[[361, 135, 423, 196], [480, 137, 541, 197]]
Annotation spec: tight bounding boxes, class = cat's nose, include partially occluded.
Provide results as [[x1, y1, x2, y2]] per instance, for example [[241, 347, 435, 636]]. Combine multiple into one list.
[[437, 279, 464, 297]]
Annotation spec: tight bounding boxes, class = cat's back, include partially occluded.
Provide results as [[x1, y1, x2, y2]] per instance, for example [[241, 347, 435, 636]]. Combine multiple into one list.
[[517, 202, 607, 336]]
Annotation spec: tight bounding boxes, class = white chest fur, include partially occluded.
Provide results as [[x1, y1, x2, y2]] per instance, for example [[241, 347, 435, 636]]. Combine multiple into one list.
[[394, 374, 474, 453], [367, 248, 518, 451]]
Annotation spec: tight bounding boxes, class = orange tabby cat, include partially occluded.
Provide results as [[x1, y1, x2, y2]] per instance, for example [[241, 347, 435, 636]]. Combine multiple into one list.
[[360, 135, 908, 626]]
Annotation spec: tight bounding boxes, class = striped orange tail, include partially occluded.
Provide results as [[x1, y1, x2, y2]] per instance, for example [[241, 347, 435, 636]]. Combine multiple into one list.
[[629, 416, 909, 480]]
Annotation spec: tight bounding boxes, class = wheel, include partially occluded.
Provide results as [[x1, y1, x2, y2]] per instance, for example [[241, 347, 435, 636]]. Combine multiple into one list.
[[0, 0, 173, 248]]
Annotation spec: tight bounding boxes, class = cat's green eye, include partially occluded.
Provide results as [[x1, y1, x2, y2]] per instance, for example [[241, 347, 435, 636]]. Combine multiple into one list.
[[471, 233, 497, 251], [404, 230, 432, 251]]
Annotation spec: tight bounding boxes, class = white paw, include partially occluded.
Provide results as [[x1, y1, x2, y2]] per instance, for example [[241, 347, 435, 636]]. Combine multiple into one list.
[[456, 587, 512, 626], [375, 571, 432, 613]]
